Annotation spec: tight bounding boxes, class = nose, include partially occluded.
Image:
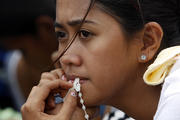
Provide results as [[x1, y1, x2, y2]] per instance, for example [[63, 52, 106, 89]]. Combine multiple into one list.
[[60, 54, 82, 67], [60, 41, 82, 67]]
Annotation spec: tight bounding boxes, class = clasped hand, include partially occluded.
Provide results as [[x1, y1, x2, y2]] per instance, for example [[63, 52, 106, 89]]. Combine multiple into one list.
[[21, 69, 100, 120]]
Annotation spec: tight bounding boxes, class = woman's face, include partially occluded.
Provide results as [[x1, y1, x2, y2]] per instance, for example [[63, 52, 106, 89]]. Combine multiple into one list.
[[56, 0, 141, 106]]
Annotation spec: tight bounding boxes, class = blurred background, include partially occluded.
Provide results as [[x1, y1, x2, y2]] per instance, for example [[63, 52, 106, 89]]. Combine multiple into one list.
[[0, 1, 58, 119]]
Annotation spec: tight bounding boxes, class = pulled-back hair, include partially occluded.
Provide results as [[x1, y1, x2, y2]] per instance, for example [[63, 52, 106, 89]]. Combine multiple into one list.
[[141, 0, 180, 47], [96, 0, 144, 35], [95, 0, 180, 48], [53, 0, 180, 64], [0, 0, 56, 37]]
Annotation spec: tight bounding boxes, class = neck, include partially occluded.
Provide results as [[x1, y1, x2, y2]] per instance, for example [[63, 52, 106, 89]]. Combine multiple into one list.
[[108, 66, 161, 120]]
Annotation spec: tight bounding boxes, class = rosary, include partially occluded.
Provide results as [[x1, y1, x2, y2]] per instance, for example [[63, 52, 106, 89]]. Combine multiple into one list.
[[73, 78, 89, 120], [54, 78, 89, 120]]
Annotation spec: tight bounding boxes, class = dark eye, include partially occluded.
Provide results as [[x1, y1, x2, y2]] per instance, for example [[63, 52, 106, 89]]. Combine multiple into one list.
[[79, 30, 92, 39], [56, 31, 68, 42]]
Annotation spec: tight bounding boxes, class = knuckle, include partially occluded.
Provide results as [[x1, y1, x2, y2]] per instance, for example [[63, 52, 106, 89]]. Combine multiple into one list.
[[39, 81, 52, 90], [50, 69, 57, 73], [32, 86, 38, 90], [57, 68, 63, 73], [31, 86, 38, 91], [52, 68, 63, 74], [41, 72, 49, 79], [21, 104, 31, 113], [21, 104, 25, 112], [38, 80, 47, 87]]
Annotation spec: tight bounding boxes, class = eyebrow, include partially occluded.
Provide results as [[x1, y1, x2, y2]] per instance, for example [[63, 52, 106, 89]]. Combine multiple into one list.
[[54, 19, 97, 28]]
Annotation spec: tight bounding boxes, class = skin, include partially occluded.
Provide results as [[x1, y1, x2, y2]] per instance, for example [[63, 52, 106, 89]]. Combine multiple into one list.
[[56, 0, 139, 105], [21, 0, 164, 119]]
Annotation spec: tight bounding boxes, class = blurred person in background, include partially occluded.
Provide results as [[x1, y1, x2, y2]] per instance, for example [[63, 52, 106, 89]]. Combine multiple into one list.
[[0, 47, 14, 109], [0, 0, 57, 111]]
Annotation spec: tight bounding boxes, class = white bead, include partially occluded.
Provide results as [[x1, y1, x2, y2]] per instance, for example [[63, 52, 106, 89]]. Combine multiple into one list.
[[73, 78, 80, 92], [80, 99, 84, 104], [82, 105, 86, 110], [78, 92, 82, 97], [73, 78, 89, 120], [85, 114, 89, 119]]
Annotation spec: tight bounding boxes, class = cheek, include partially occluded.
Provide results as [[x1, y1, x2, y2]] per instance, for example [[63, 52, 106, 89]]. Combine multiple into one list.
[[82, 37, 132, 105], [88, 33, 129, 84], [83, 55, 132, 106]]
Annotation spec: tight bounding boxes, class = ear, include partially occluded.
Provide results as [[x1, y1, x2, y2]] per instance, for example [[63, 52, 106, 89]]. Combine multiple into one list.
[[138, 22, 163, 63]]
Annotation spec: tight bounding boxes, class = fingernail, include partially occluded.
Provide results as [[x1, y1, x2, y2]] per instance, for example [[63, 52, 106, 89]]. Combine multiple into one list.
[[61, 75, 65, 81], [63, 88, 75, 101], [71, 91, 77, 97], [68, 80, 73, 83]]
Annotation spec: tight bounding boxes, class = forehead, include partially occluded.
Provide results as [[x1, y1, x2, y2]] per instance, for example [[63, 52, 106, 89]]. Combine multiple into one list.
[[56, 0, 92, 22]]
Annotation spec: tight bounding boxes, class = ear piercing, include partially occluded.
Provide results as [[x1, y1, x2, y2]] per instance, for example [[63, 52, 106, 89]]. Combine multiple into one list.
[[141, 54, 147, 60]]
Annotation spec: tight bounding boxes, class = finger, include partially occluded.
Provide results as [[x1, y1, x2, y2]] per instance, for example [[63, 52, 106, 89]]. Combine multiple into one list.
[[45, 93, 55, 111], [41, 72, 57, 80], [26, 80, 73, 111], [50, 69, 66, 80], [35, 79, 72, 100], [45, 104, 63, 115], [56, 88, 77, 120], [45, 90, 65, 111]]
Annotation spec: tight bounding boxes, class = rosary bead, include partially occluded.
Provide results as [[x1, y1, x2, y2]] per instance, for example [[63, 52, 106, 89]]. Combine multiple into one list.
[[80, 99, 84, 104], [82, 105, 86, 110], [78, 92, 82, 97], [85, 114, 89, 120]]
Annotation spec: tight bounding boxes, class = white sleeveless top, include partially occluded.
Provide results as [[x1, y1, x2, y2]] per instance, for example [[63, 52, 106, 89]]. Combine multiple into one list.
[[154, 56, 180, 120]]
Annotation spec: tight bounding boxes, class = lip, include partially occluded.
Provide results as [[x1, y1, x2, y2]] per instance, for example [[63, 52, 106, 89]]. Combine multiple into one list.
[[65, 74, 89, 83]]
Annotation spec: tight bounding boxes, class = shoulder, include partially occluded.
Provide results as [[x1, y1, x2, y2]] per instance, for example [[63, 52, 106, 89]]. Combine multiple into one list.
[[162, 56, 180, 97], [154, 56, 180, 120]]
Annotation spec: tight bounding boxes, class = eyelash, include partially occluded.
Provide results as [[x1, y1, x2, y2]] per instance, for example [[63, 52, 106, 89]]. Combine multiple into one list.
[[56, 29, 95, 43], [56, 31, 68, 43]]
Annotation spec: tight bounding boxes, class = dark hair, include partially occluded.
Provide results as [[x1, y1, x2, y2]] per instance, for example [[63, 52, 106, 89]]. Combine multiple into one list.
[[54, 0, 180, 66], [0, 0, 56, 37], [95, 0, 180, 48], [53, 0, 145, 63], [141, 0, 180, 47], [96, 0, 144, 35]]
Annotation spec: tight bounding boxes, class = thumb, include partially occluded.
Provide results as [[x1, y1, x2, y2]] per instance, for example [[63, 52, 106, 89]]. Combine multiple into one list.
[[57, 88, 77, 120]]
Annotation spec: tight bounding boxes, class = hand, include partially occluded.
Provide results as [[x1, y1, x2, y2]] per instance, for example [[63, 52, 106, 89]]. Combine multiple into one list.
[[43, 69, 101, 120], [21, 68, 101, 120], [46, 103, 101, 120], [21, 69, 75, 120]]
